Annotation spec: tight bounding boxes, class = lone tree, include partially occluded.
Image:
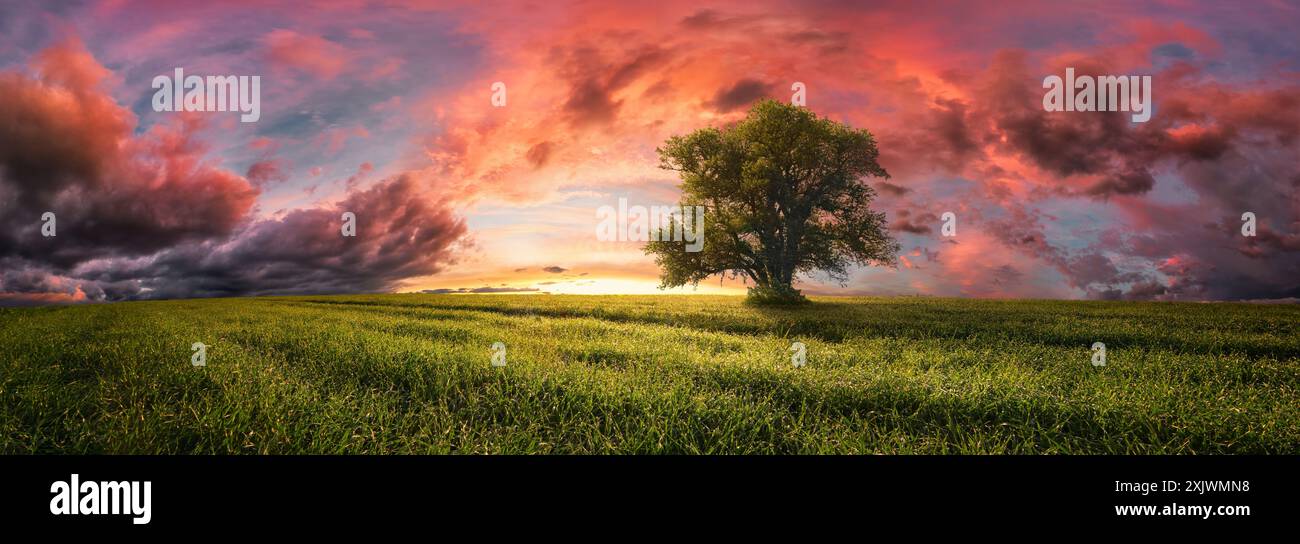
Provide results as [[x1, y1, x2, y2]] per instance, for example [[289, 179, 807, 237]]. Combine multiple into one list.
[[647, 99, 898, 304]]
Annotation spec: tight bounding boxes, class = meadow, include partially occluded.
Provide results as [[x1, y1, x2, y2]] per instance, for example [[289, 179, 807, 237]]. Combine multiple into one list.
[[1, 294, 1296, 454]]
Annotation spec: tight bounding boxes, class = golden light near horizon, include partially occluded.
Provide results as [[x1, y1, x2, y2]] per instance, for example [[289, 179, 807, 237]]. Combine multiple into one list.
[[412, 276, 745, 296], [539, 277, 742, 295]]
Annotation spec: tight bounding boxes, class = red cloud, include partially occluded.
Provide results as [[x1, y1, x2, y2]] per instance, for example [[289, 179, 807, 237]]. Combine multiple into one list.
[[0, 37, 468, 304]]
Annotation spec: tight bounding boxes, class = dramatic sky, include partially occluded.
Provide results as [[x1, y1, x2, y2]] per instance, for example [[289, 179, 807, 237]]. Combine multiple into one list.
[[1, 0, 1298, 304]]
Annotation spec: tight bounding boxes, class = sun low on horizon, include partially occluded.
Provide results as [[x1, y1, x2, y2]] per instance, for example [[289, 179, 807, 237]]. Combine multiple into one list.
[[407, 275, 746, 296]]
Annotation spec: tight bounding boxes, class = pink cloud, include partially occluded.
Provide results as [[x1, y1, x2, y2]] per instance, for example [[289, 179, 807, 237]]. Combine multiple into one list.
[[264, 29, 353, 80]]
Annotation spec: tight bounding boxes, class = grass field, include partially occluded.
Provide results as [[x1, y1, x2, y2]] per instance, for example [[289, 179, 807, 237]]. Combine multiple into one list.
[[1, 294, 1296, 454]]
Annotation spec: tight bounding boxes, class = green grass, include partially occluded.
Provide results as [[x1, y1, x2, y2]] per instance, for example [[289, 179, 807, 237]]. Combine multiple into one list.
[[1, 294, 1296, 454]]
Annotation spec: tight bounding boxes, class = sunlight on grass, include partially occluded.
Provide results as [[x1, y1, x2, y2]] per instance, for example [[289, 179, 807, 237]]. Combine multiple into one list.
[[1, 295, 1296, 454]]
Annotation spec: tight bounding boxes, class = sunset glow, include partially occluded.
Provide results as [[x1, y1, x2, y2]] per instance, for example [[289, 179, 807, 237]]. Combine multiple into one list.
[[1, 0, 1297, 303]]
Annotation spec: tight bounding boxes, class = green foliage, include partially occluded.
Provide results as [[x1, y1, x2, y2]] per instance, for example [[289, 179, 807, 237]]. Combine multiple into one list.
[[648, 100, 898, 304], [744, 284, 809, 305], [1, 294, 1297, 454]]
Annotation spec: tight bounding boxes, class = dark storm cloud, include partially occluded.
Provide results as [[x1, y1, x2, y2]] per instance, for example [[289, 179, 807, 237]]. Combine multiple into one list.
[[0, 39, 258, 272], [889, 209, 937, 235], [889, 48, 1300, 300], [875, 181, 910, 196], [708, 79, 775, 113], [58, 174, 466, 300], [0, 40, 468, 305]]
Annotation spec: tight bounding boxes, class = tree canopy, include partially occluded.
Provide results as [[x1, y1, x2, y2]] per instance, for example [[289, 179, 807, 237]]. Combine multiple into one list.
[[647, 99, 898, 303]]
